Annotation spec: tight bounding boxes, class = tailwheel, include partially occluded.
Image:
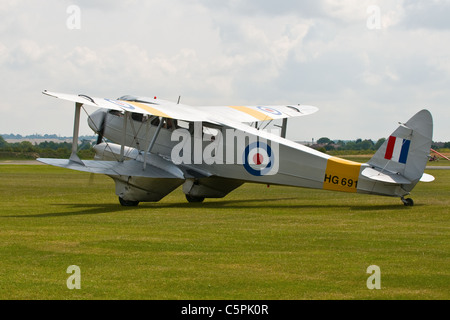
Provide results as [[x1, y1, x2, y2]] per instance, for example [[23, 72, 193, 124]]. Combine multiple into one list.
[[185, 195, 205, 203], [401, 197, 414, 207], [119, 197, 140, 207]]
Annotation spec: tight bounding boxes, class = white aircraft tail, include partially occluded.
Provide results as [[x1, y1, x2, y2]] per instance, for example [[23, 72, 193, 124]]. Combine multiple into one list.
[[364, 109, 433, 194]]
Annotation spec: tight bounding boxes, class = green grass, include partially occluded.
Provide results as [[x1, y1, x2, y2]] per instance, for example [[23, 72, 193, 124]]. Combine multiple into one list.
[[0, 165, 449, 300]]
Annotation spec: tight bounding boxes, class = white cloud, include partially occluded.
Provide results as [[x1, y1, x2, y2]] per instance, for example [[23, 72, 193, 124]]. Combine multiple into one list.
[[402, 0, 450, 29], [0, 0, 449, 141], [0, 41, 7, 63]]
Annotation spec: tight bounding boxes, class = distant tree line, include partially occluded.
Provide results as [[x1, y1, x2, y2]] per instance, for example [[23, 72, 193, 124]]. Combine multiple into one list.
[[1, 133, 95, 140], [1, 134, 449, 160], [0, 135, 94, 160], [313, 137, 385, 152], [312, 137, 450, 153]]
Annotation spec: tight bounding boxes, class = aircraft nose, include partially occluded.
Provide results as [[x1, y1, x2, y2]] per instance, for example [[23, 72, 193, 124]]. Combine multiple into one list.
[[88, 109, 108, 133]]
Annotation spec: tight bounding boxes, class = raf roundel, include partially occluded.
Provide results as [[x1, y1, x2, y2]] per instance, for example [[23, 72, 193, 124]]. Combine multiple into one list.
[[243, 141, 276, 176], [256, 106, 282, 116]]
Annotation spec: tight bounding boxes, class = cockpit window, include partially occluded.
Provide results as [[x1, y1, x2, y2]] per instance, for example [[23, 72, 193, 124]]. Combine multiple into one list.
[[109, 109, 123, 116], [118, 95, 137, 101]]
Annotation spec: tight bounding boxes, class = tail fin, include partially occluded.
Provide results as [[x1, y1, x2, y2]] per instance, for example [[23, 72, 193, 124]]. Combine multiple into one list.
[[366, 109, 433, 193]]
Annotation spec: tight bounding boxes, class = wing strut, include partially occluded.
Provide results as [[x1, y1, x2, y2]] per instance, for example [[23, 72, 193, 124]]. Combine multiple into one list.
[[69, 102, 84, 165], [143, 117, 164, 170], [120, 111, 130, 162], [274, 118, 288, 138], [281, 118, 288, 138]]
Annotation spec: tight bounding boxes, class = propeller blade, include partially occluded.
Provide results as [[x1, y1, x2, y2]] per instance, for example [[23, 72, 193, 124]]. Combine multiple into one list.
[[96, 112, 107, 145]]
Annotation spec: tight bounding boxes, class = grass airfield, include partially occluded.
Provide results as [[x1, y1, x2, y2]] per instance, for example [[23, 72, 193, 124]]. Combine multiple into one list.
[[0, 164, 448, 300]]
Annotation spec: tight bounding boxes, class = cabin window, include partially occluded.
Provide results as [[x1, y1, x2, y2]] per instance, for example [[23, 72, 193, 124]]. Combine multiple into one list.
[[131, 112, 143, 122], [108, 109, 123, 117], [202, 124, 221, 141], [177, 120, 189, 130], [163, 118, 177, 130], [150, 116, 160, 126]]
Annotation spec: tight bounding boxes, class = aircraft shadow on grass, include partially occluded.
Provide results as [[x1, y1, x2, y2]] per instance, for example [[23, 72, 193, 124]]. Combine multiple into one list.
[[3, 197, 417, 218]]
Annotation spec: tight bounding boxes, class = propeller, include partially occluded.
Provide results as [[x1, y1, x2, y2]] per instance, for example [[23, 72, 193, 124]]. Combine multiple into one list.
[[96, 111, 107, 145], [89, 111, 107, 186]]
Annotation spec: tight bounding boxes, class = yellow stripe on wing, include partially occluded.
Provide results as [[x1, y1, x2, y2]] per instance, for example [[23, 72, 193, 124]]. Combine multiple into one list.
[[122, 101, 171, 118], [229, 106, 273, 121]]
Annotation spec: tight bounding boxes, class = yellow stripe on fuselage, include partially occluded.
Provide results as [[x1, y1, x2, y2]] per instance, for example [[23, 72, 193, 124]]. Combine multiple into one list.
[[229, 106, 273, 121], [323, 157, 362, 193], [122, 101, 170, 118]]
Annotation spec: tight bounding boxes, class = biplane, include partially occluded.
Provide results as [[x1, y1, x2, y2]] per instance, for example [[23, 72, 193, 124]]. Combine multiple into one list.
[[38, 90, 434, 206]]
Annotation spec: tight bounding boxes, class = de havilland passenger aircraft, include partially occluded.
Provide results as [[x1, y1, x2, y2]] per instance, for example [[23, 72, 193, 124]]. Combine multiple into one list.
[[38, 90, 434, 207]]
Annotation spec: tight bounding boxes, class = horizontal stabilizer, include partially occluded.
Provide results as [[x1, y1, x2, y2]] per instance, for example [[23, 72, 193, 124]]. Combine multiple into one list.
[[420, 172, 435, 182], [361, 167, 412, 185], [37, 158, 184, 179]]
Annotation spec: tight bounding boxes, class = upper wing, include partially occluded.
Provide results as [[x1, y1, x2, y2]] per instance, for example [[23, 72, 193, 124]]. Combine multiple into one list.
[[43, 90, 323, 165], [43, 90, 207, 122], [44, 91, 317, 124], [196, 105, 318, 122]]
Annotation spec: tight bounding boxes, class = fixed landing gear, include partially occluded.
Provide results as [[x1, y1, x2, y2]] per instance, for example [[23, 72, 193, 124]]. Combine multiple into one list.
[[119, 197, 140, 207], [185, 195, 205, 203], [401, 197, 414, 207]]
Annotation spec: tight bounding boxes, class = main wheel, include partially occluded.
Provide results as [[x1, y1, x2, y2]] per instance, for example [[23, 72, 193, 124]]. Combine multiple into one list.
[[402, 197, 414, 207], [119, 197, 140, 207], [185, 194, 205, 203]]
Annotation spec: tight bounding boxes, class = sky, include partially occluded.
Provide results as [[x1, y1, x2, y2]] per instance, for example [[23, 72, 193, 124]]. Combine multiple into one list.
[[0, 0, 449, 142]]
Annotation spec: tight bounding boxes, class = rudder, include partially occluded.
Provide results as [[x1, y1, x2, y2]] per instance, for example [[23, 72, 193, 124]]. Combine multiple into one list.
[[367, 109, 433, 193]]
